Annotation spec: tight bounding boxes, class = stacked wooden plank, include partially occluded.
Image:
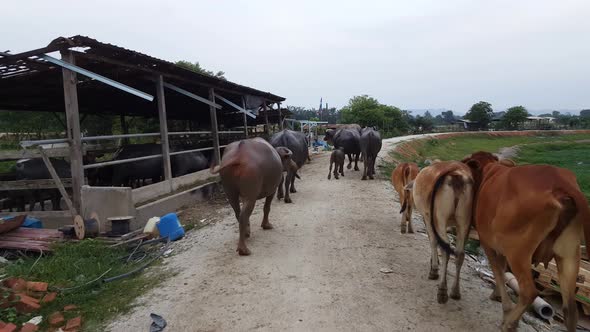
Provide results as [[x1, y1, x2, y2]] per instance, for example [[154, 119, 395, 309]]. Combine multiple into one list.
[[533, 258, 590, 312], [0, 227, 64, 252]]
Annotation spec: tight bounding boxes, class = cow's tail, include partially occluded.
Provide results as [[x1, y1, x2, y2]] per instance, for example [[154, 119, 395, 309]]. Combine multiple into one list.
[[430, 171, 456, 256], [210, 142, 242, 174]]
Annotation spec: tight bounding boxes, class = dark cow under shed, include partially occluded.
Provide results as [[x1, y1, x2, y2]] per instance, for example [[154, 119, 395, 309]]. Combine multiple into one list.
[[324, 128, 361, 171], [270, 129, 309, 203], [360, 127, 382, 180], [14, 158, 71, 211], [211, 138, 292, 256]]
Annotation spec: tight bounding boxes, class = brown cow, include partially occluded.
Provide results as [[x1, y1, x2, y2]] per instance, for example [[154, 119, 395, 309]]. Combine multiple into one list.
[[459, 151, 590, 332], [412, 161, 474, 303], [391, 162, 420, 233], [211, 138, 293, 256]]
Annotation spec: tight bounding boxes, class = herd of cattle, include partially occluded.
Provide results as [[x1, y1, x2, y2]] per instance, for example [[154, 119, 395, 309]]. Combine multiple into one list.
[[211, 124, 383, 255], [392, 151, 590, 332], [212, 126, 590, 331]]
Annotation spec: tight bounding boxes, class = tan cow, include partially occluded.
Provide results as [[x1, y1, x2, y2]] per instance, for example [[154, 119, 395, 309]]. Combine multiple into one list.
[[462, 151, 590, 332], [391, 162, 420, 233], [412, 161, 474, 303]]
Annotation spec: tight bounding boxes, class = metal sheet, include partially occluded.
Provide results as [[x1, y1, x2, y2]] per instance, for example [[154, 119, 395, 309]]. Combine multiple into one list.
[[214, 93, 256, 119], [39, 54, 154, 101], [163, 82, 222, 109]]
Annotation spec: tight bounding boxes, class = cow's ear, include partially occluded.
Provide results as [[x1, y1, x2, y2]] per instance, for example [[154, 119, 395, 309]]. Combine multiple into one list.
[[465, 159, 480, 172], [500, 159, 516, 167]]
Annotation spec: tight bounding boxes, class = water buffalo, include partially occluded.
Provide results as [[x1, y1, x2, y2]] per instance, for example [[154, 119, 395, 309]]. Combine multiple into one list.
[[328, 147, 345, 180], [15, 158, 71, 210], [111, 144, 163, 187], [170, 148, 208, 178], [270, 129, 309, 203], [211, 138, 292, 255], [108, 144, 209, 187], [324, 128, 361, 171], [360, 127, 382, 180]]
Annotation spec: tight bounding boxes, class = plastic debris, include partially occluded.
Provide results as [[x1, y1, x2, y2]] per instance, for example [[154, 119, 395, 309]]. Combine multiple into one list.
[[150, 313, 167, 332], [379, 268, 394, 274]]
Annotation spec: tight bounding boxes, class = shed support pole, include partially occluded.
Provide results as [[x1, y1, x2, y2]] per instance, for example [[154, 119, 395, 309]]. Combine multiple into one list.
[[120, 114, 129, 145], [241, 96, 248, 138], [209, 88, 221, 165], [60, 50, 84, 213], [263, 102, 270, 135], [156, 75, 173, 190], [277, 102, 283, 130]]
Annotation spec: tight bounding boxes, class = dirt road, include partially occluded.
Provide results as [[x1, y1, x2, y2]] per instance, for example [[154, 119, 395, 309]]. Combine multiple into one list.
[[108, 136, 547, 332]]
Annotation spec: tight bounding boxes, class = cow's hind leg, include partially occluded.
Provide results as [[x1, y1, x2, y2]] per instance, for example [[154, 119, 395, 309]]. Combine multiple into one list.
[[556, 254, 579, 332], [284, 173, 293, 203], [339, 161, 344, 176], [347, 154, 353, 169], [227, 190, 247, 237], [406, 206, 414, 233], [554, 219, 582, 332], [290, 172, 296, 193], [354, 153, 360, 171], [450, 228, 467, 300], [277, 175, 285, 200], [435, 218, 450, 303], [425, 212, 439, 280], [502, 253, 536, 332], [237, 199, 256, 256], [261, 193, 275, 230], [361, 154, 368, 180], [328, 160, 333, 180]]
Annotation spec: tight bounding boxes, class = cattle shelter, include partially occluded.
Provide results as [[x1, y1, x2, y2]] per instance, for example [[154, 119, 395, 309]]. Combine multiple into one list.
[[0, 35, 287, 230]]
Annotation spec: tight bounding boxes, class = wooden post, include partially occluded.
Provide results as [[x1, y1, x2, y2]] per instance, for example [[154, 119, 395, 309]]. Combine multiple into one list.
[[120, 114, 129, 145], [241, 96, 248, 138], [38, 147, 76, 215], [60, 50, 84, 213], [155, 75, 172, 190], [263, 102, 270, 135], [208, 88, 221, 165], [278, 102, 283, 130]]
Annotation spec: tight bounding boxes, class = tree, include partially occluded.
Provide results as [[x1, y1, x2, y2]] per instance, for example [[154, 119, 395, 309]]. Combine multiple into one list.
[[339, 95, 408, 136], [501, 106, 530, 129], [175, 60, 226, 80], [465, 101, 494, 129], [581, 109, 590, 118], [441, 110, 455, 123]]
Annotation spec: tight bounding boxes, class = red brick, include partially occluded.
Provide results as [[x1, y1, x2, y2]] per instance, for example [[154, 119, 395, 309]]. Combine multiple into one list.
[[48, 312, 64, 327], [63, 305, 78, 311], [26, 282, 48, 293], [64, 316, 82, 331], [19, 323, 39, 332], [41, 292, 57, 304], [2, 278, 26, 292], [0, 322, 17, 332], [13, 294, 41, 313]]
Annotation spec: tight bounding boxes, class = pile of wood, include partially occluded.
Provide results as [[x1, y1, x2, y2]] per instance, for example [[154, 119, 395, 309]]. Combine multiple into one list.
[[0, 227, 64, 252], [533, 253, 590, 314]]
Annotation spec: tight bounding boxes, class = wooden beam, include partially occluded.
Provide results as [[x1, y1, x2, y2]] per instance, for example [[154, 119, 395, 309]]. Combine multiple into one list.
[[278, 102, 283, 130], [0, 179, 73, 190], [60, 50, 84, 213], [209, 88, 221, 165], [241, 96, 248, 138], [156, 75, 173, 190], [263, 102, 270, 135], [38, 147, 76, 215]]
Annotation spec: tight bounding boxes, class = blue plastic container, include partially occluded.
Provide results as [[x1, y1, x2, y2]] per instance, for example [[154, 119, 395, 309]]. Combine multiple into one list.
[[23, 216, 43, 229], [157, 213, 185, 241]]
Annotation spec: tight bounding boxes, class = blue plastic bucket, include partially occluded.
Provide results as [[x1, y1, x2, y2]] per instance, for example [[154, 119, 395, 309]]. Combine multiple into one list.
[[157, 213, 185, 241]]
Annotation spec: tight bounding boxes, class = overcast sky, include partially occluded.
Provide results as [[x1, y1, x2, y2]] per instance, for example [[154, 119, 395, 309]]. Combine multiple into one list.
[[4, 0, 590, 114]]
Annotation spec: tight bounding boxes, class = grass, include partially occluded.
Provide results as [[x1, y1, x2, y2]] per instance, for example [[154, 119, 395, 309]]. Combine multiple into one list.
[[383, 131, 590, 200], [517, 142, 590, 200], [395, 132, 590, 165], [1, 240, 169, 331], [0, 160, 15, 173]]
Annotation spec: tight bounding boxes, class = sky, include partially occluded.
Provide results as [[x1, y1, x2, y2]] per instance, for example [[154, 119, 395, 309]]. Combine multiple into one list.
[[3, 0, 590, 114]]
